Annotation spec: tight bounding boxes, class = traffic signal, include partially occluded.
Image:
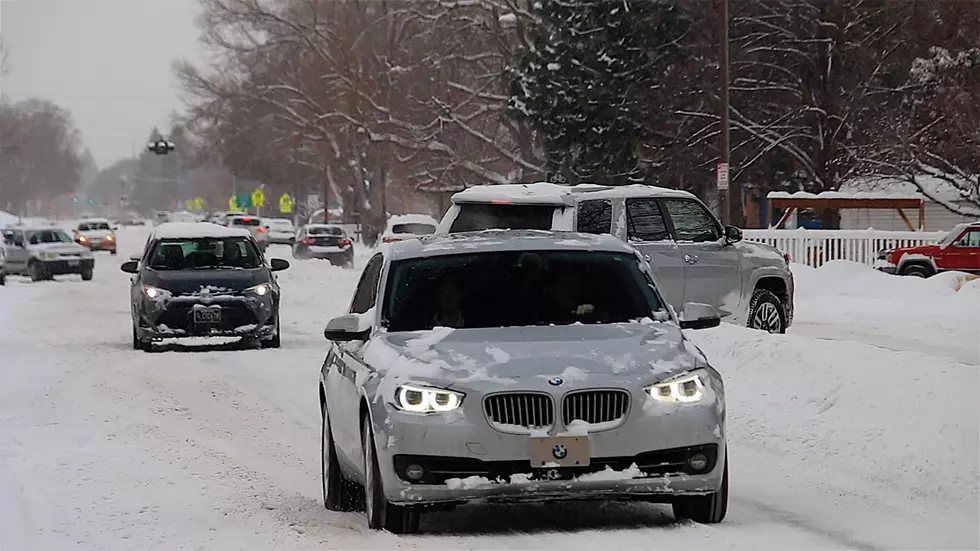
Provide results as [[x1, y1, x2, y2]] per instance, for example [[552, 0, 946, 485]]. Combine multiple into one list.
[[88, 198, 95, 205], [72, 196, 79, 203], [148, 138, 176, 155]]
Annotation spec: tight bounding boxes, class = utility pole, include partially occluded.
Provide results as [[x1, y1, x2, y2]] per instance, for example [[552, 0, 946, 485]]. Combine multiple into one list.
[[718, 0, 732, 226]]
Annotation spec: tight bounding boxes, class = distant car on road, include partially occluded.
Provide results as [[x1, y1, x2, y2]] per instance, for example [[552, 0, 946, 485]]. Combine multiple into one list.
[[292, 224, 354, 266], [120, 222, 290, 351], [226, 215, 269, 251], [73, 218, 118, 255], [265, 218, 297, 245], [437, 182, 795, 333], [1, 226, 95, 281], [380, 214, 438, 244], [875, 221, 980, 277], [318, 230, 727, 534]]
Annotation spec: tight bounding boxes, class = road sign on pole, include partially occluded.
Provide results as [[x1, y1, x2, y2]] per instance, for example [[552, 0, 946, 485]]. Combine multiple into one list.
[[717, 162, 730, 191], [279, 193, 293, 213], [251, 189, 266, 208]]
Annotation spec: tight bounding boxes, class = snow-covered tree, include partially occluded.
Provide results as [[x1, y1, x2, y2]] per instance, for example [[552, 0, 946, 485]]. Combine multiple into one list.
[[509, 0, 689, 184]]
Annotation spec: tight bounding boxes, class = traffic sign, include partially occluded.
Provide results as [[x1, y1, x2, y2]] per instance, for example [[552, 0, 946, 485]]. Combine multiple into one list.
[[251, 188, 265, 208], [228, 195, 238, 211], [279, 193, 293, 213], [717, 162, 730, 191], [185, 199, 194, 211], [193, 196, 205, 211]]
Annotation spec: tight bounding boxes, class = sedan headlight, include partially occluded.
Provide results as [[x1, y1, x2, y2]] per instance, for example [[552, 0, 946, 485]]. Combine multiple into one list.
[[105, 234, 114, 241], [394, 385, 464, 413], [647, 370, 707, 404], [143, 285, 164, 299], [246, 283, 271, 296]]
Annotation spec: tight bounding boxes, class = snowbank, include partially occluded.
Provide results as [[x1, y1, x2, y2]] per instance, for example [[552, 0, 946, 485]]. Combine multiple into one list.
[[792, 260, 980, 332]]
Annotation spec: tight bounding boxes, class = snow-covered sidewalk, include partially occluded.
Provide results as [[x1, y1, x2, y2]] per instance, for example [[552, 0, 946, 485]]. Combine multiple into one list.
[[0, 229, 976, 550]]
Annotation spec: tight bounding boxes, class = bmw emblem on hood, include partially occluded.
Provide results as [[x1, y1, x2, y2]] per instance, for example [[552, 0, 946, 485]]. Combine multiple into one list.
[[548, 376, 563, 386]]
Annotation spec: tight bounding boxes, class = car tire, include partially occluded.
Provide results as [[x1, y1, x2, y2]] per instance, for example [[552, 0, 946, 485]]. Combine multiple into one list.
[[110, 249, 117, 256], [362, 415, 420, 534], [321, 405, 361, 511], [747, 289, 786, 334], [132, 324, 141, 350], [29, 261, 45, 282], [0, 270, 5, 286], [900, 263, 932, 278], [672, 452, 728, 524], [261, 317, 281, 349], [80, 268, 94, 281]]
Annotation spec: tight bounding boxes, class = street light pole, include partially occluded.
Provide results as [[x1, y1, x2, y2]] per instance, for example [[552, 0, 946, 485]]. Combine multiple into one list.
[[719, 0, 731, 226]]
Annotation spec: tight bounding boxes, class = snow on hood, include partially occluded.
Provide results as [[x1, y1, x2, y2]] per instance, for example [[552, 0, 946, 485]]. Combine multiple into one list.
[[364, 322, 698, 403], [141, 269, 268, 295], [31, 242, 88, 255]]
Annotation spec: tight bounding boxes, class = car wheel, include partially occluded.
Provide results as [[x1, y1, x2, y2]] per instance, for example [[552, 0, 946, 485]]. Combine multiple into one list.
[[29, 262, 44, 282], [900, 263, 932, 278], [110, 249, 117, 256], [132, 323, 141, 350], [261, 323, 281, 349], [672, 452, 728, 524], [322, 404, 361, 511], [80, 268, 94, 281], [747, 289, 786, 334], [0, 270, 5, 286], [362, 415, 420, 534]]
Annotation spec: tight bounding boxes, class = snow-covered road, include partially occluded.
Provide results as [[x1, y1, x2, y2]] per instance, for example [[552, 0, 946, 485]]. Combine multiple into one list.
[[1, 228, 977, 551]]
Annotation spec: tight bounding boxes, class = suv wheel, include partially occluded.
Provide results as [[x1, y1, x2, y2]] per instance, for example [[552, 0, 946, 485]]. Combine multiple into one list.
[[900, 263, 932, 278], [29, 261, 45, 282], [747, 289, 787, 334], [362, 415, 420, 534], [80, 268, 94, 281]]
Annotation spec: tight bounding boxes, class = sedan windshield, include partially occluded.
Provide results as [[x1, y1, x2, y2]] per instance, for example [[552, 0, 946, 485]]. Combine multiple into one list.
[[383, 250, 665, 332], [147, 237, 261, 270], [27, 230, 74, 244]]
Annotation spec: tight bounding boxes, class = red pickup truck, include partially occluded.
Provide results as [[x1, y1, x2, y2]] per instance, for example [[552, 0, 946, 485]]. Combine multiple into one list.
[[875, 221, 980, 277]]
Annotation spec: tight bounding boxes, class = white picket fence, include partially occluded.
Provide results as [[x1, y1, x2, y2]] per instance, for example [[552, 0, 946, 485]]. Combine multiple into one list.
[[742, 228, 947, 268]]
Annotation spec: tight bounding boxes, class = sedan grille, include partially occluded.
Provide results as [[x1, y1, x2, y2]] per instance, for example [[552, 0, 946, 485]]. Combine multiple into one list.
[[484, 393, 554, 432], [562, 390, 630, 427]]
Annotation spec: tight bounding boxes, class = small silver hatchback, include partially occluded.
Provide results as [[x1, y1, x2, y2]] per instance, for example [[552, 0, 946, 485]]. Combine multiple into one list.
[[319, 231, 728, 533]]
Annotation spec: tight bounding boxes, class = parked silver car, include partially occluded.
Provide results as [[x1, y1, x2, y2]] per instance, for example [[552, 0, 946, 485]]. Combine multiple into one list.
[[319, 231, 727, 534], [437, 183, 794, 333], [1, 226, 95, 281]]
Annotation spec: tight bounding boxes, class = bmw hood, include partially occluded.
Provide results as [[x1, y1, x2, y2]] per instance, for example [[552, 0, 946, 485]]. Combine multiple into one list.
[[142, 268, 269, 295], [363, 323, 704, 393]]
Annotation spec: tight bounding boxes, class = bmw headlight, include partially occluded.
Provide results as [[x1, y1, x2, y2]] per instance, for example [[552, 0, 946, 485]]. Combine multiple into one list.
[[647, 370, 707, 404], [246, 283, 271, 296], [394, 385, 464, 413], [143, 285, 164, 299]]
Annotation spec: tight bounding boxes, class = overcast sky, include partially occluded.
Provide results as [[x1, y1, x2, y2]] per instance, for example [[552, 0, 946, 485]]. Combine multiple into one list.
[[1, 0, 204, 169]]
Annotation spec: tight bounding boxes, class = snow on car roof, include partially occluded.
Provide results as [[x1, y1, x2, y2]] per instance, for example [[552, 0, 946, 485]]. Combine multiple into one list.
[[78, 218, 110, 223], [152, 222, 250, 240], [387, 213, 438, 226], [386, 229, 635, 261], [451, 182, 693, 205]]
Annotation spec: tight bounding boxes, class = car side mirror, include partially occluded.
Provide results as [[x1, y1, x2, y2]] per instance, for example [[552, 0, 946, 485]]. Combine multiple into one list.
[[678, 302, 721, 330], [324, 314, 371, 342], [120, 261, 139, 274], [724, 225, 742, 243], [270, 258, 290, 271]]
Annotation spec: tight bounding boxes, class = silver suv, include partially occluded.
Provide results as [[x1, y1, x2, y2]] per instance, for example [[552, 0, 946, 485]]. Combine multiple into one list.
[[1, 225, 95, 281], [437, 183, 794, 333]]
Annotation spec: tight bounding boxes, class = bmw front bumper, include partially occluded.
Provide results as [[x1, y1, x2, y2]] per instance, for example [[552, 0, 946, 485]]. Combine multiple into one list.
[[368, 387, 726, 506]]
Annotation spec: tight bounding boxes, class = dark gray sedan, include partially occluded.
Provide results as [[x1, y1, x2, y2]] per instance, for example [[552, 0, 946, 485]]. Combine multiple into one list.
[[121, 223, 289, 351]]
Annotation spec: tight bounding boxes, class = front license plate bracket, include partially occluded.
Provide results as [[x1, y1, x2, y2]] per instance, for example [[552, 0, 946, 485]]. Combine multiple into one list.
[[193, 307, 221, 324], [529, 435, 590, 467]]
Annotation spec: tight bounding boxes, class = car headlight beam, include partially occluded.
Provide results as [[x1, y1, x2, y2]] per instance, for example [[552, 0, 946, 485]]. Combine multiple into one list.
[[246, 283, 271, 296], [143, 285, 163, 299], [395, 385, 464, 413], [648, 371, 706, 404]]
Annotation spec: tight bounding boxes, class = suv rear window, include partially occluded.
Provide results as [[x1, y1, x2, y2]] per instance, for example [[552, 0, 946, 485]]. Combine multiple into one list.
[[449, 204, 556, 233], [392, 223, 436, 235], [232, 218, 261, 227]]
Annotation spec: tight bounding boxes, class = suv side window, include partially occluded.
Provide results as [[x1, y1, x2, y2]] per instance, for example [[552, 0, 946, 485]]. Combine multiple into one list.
[[955, 230, 980, 247], [350, 254, 384, 314], [626, 199, 669, 241], [664, 199, 722, 242], [576, 199, 612, 235]]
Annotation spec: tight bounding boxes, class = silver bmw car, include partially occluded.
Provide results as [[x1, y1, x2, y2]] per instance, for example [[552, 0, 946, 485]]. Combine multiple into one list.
[[319, 230, 728, 534]]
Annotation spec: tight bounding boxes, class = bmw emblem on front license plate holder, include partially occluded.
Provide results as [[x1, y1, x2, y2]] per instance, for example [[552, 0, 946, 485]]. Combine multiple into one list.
[[529, 435, 590, 467]]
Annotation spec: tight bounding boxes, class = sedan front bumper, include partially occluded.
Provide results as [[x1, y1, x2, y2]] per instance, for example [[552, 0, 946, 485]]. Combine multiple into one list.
[[370, 388, 725, 506], [137, 293, 277, 340]]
